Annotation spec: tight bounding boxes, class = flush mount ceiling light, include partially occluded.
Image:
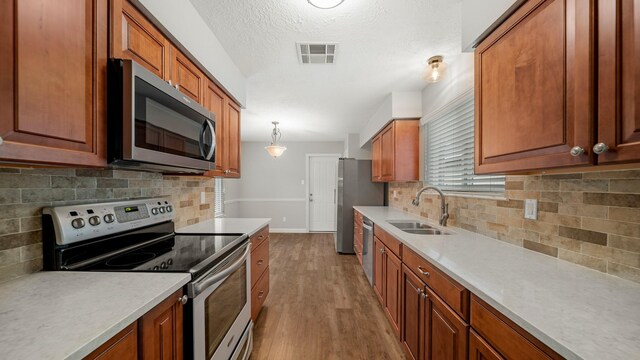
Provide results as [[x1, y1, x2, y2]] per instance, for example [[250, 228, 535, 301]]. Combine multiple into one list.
[[265, 121, 287, 158], [423, 55, 447, 83], [307, 0, 345, 9]]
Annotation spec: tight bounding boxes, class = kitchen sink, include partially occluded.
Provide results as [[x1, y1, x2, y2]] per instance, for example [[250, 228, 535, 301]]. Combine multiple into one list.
[[387, 221, 450, 235]]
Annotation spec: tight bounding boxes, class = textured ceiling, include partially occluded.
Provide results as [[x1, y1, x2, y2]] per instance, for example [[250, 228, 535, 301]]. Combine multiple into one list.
[[191, 0, 462, 142]]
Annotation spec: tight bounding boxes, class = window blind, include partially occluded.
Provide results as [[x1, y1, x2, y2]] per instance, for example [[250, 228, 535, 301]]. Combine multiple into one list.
[[425, 94, 505, 193], [214, 178, 224, 217]]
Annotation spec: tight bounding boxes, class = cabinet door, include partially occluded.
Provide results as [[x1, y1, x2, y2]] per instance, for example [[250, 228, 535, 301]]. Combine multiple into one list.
[[380, 124, 395, 180], [597, 0, 640, 164], [225, 100, 241, 177], [204, 80, 226, 176], [469, 329, 504, 360], [474, 0, 595, 173], [85, 322, 138, 360], [0, 0, 107, 167], [170, 47, 205, 104], [110, 0, 170, 79], [384, 249, 402, 337], [373, 237, 385, 305], [424, 287, 468, 360], [401, 265, 425, 360], [372, 135, 382, 181], [139, 289, 184, 360]]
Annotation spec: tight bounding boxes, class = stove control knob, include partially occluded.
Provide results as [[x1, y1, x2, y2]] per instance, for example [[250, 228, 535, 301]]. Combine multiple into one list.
[[151, 207, 159, 215], [160, 261, 167, 269], [88, 216, 101, 226], [167, 258, 173, 265], [71, 218, 85, 229], [159, 207, 166, 214], [153, 266, 160, 271], [103, 214, 115, 223], [166, 205, 173, 213]]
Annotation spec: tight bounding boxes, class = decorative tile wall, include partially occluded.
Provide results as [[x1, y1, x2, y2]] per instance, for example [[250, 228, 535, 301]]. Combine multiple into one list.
[[389, 169, 640, 284], [0, 168, 215, 284]]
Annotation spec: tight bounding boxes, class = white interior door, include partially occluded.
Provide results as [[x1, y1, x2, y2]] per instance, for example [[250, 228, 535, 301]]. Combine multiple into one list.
[[308, 155, 339, 232]]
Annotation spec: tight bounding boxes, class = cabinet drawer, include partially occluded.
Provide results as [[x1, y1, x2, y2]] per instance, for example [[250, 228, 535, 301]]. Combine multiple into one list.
[[250, 225, 269, 249], [251, 268, 270, 321], [471, 296, 561, 360], [250, 237, 269, 288], [373, 225, 402, 258], [403, 247, 469, 320]]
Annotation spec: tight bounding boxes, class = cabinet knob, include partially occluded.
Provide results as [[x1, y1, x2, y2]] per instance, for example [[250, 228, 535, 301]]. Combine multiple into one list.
[[593, 143, 609, 154], [179, 295, 188, 305], [258, 291, 265, 299], [569, 146, 585, 157], [417, 266, 430, 277], [420, 292, 427, 299], [257, 259, 264, 266], [0, 136, 3, 145]]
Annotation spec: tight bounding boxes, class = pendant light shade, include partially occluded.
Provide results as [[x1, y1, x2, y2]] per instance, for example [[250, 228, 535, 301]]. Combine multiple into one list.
[[307, 0, 345, 9], [423, 55, 447, 83], [265, 121, 287, 158]]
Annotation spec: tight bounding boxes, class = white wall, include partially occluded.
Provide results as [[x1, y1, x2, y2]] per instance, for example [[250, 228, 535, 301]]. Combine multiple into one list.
[[359, 91, 422, 147], [461, 0, 522, 51], [136, 0, 247, 106], [344, 134, 372, 160], [223, 141, 344, 232], [421, 53, 474, 122]]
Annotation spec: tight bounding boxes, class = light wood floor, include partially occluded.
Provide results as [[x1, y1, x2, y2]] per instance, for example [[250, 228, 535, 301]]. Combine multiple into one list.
[[250, 233, 405, 360]]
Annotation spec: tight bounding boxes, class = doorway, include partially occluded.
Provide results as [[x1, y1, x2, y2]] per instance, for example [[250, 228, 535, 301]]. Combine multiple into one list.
[[307, 154, 340, 232]]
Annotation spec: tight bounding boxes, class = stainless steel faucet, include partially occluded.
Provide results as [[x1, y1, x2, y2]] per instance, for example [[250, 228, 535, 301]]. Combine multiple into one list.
[[412, 186, 449, 226]]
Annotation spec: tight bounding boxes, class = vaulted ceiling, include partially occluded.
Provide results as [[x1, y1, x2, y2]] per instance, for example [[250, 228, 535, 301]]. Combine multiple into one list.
[[191, 0, 462, 142]]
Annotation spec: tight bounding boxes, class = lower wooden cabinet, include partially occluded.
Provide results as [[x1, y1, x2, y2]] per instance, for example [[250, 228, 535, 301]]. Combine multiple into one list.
[[373, 236, 385, 304], [401, 265, 424, 360], [424, 286, 468, 360], [373, 235, 402, 337], [139, 289, 184, 360], [250, 225, 270, 321], [469, 329, 504, 360], [85, 322, 138, 360]]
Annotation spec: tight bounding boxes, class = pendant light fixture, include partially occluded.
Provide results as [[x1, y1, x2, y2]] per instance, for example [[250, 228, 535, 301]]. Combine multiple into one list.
[[423, 55, 447, 83], [265, 121, 287, 158], [307, 0, 345, 9]]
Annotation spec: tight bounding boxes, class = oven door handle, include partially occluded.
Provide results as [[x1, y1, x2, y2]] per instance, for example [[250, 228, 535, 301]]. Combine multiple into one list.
[[192, 243, 250, 297]]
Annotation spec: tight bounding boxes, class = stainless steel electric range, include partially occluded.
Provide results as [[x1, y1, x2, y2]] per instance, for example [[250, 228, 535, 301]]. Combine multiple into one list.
[[42, 197, 252, 360]]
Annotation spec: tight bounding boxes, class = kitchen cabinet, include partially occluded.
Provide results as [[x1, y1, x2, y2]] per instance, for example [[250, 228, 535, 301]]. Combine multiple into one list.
[[169, 46, 205, 104], [139, 289, 184, 360], [204, 80, 227, 175], [373, 236, 385, 304], [596, 0, 640, 164], [85, 322, 138, 360], [373, 227, 403, 338], [401, 265, 424, 360], [0, 0, 107, 167], [371, 120, 420, 182], [110, 0, 170, 79], [224, 100, 242, 177], [354, 210, 364, 265], [469, 329, 504, 360], [424, 286, 468, 360], [250, 225, 270, 321]]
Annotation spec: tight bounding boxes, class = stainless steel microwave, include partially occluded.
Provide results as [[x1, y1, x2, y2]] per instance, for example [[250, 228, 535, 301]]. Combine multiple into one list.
[[107, 59, 216, 174]]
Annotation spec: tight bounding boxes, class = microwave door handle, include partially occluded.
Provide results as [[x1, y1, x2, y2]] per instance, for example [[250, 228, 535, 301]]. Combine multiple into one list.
[[199, 122, 207, 159], [193, 243, 250, 296], [205, 118, 216, 160]]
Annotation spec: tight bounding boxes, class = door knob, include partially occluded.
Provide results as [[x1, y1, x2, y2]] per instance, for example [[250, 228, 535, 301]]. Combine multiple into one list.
[[570, 146, 585, 157], [593, 143, 609, 154]]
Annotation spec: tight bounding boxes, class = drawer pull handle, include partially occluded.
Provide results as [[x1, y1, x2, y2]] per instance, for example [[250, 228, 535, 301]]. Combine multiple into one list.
[[379, 247, 385, 254], [417, 266, 430, 277], [258, 291, 265, 299], [257, 259, 264, 266]]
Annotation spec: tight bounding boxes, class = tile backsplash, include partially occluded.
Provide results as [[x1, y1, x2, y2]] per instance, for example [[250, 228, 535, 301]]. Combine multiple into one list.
[[389, 169, 640, 284], [0, 168, 215, 284]]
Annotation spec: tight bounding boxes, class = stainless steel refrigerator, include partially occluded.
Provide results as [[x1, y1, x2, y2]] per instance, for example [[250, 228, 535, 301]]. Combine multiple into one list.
[[335, 158, 385, 254]]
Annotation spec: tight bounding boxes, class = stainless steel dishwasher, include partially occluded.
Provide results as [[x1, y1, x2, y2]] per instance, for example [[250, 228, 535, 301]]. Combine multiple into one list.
[[362, 216, 374, 286]]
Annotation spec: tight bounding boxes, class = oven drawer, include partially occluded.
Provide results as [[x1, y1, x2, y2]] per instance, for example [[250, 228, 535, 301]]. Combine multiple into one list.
[[251, 237, 269, 288], [251, 268, 269, 321], [251, 226, 269, 249]]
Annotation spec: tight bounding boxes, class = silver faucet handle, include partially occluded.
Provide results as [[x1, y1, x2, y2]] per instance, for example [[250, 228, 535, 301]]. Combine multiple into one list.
[[412, 198, 419, 206]]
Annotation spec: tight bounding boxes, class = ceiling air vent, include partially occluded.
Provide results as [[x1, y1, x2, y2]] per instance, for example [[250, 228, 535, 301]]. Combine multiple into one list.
[[296, 42, 338, 64]]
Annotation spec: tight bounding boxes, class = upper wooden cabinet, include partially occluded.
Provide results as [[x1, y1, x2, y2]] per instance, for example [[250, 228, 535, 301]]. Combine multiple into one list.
[[0, 0, 107, 167], [224, 100, 242, 178], [372, 120, 420, 182], [110, 0, 170, 79], [170, 46, 205, 104], [474, 0, 595, 174], [596, 0, 640, 164], [204, 80, 227, 175]]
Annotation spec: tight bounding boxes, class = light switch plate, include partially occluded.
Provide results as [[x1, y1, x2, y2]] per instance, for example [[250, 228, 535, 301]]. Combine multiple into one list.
[[200, 191, 206, 204], [524, 199, 538, 220]]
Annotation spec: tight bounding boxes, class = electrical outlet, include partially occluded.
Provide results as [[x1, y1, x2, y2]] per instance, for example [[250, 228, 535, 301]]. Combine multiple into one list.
[[393, 190, 398, 198], [524, 199, 538, 220], [200, 191, 206, 204], [301, 180, 305, 185], [282, 217, 287, 222]]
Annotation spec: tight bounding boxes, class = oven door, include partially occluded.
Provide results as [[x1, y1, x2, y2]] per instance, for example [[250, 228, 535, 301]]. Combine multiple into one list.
[[189, 242, 251, 360], [117, 59, 216, 171]]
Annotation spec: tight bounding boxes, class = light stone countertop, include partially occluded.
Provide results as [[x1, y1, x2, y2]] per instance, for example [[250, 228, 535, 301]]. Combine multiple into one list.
[[354, 206, 640, 360], [176, 217, 271, 236], [0, 271, 190, 360]]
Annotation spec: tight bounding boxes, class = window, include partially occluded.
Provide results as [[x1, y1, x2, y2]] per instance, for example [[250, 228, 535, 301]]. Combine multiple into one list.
[[214, 178, 224, 217], [424, 92, 504, 193]]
